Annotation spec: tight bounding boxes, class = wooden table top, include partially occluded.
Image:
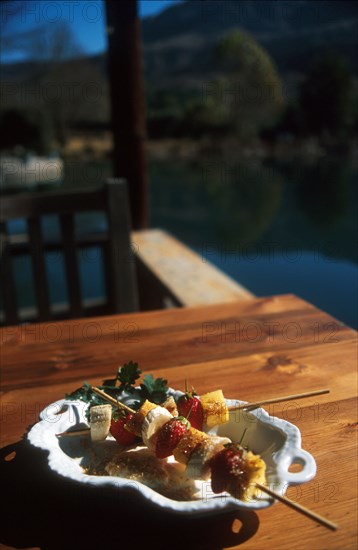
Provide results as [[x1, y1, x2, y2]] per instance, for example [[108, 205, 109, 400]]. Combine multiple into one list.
[[0, 294, 357, 550]]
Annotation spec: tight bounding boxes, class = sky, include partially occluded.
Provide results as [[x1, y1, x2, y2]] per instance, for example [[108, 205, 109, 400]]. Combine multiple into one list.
[[0, 0, 185, 63]]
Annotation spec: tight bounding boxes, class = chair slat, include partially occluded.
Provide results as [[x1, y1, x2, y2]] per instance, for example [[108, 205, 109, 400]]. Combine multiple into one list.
[[0, 187, 106, 222], [105, 178, 139, 312], [0, 179, 138, 325], [27, 218, 51, 320], [102, 240, 113, 310], [0, 222, 19, 325], [59, 213, 82, 318]]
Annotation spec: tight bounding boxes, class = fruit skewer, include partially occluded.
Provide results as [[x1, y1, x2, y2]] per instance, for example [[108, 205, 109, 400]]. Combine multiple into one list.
[[87, 387, 266, 502], [91, 385, 330, 437], [91, 387, 336, 530], [57, 386, 330, 442]]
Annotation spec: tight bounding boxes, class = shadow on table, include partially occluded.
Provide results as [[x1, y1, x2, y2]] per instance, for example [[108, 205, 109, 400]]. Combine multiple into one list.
[[0, 439, 260, 550]]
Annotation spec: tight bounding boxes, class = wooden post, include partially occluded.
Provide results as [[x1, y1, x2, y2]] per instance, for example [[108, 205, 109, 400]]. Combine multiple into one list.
[[104, 0, 148, 229]]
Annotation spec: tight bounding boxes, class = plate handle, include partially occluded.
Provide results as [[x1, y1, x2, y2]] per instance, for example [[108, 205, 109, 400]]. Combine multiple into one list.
[[283, 448, 317, 484]]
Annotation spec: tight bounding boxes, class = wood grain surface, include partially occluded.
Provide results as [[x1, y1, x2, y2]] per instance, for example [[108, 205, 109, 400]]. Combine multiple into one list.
[[0, 294, 357, 550], [132, 228, 255, 305]]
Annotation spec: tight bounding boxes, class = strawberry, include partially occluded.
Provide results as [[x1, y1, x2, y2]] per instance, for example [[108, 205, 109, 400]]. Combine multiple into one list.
[[110, 411, 137, 446], [209, 444, 248, 496], [177, 384, 203, 430], [155, 417, 190, 458]]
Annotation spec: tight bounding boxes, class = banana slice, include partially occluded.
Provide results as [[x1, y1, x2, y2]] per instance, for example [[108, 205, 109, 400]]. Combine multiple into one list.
[[142, 406, 172, 451], [90, 404, 112, 441], [186, 435, 231, 479], [126, 400, 157, 436]]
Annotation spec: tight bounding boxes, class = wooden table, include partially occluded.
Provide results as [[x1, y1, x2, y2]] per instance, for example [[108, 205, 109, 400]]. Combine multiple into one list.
[[0, 295, 357, 550]]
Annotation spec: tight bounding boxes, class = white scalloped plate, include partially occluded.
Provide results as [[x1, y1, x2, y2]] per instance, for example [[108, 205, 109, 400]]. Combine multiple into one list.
[[27, 391, 316, 515]]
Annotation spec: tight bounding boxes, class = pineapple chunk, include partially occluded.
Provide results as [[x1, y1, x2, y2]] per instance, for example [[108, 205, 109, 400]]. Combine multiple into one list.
[[241, 451, 266, 502], [200, 389, 229, 428], [173, 427, 209, 465]]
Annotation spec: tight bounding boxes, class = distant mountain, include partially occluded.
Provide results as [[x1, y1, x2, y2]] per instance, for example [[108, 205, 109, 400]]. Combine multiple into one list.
[[1, 1, 357, 92], [141, 0, 358, 87], [143, 0, 358, 40]]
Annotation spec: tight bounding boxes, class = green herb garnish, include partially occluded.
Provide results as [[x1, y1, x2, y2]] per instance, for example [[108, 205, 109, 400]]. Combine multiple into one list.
[[65, 382, 111, 420], [102, 361, 141, 391], [140, 374, 169, 404], [65, 363, 169, 416], [117, 361, 142, 391]]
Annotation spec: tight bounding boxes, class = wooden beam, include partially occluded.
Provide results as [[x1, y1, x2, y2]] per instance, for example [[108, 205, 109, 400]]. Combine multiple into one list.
[[105, 0, 149, 229], [132, 229, 255, 307]]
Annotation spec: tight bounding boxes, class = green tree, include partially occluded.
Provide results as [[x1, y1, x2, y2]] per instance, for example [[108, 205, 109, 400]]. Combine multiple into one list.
[[299, 51, 355, 141], [211, 30, 284, 140], [1, 20, 109, 149]]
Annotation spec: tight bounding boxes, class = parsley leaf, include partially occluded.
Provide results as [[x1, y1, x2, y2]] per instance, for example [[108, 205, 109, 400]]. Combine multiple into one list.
[[65, 382, 110, 421], [65, 382, 93, 402], [64, 364, 168, 418], [117, 361, 142, 391], [102, 378, 117, 387], [140, 374, 169, 404]]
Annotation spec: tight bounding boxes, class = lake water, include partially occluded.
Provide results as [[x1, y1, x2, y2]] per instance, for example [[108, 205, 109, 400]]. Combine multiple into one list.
[[148, 154, 358, 329], [2, 154, 358, 329]]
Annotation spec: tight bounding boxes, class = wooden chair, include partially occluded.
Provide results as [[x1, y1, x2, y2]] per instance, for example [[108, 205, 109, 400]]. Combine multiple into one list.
[[0, 178, 139, 325]]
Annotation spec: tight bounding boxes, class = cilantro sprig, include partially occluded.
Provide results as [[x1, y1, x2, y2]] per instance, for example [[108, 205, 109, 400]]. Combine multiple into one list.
[[65, 363, 169, 416]]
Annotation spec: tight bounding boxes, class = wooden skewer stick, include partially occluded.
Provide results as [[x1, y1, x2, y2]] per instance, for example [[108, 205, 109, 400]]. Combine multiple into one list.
[[91, 386, 136, 414], [228, 389, 330, 412], [255, 482, 338, 531]]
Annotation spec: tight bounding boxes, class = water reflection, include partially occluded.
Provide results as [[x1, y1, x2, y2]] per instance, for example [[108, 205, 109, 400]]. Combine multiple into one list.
[[292, 157, 351, 227], [2, 155, 357, 328], [151, 155, 356, 258], [150, 154, 357, 328], [200, 161, 284, 246]]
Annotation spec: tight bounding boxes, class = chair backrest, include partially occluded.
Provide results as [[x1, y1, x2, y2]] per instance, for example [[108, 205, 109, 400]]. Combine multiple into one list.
[[0, 178, 139, 325]]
